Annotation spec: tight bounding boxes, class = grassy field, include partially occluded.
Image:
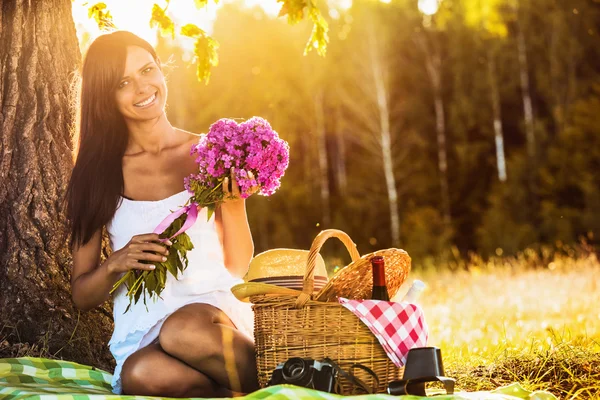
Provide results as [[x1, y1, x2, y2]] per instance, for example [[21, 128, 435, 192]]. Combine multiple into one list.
[[2, 244, 599, 398], [402, 246, 600, 399]]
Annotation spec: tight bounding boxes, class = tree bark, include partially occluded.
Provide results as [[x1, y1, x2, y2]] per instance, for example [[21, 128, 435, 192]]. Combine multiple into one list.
[[517, 20, 535, 163], [515, 0, 535, 171], [367, 22, 401, 247], [334, 105, 347, 196], [417, 30, 452, 227], [0, 0, 115, 372], [487, 46, 507, 182]]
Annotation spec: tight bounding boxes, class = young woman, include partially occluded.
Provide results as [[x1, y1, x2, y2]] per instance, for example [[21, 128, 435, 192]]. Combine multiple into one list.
[[65, 31, 259, 397]]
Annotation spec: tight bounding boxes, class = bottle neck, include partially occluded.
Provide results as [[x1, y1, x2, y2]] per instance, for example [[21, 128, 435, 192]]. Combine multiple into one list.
[[372, 264, 386, 286]]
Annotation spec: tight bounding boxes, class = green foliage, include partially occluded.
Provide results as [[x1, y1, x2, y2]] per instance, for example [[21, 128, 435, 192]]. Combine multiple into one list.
[[277, 0, 305, 23], [181, 24, 220, 84], [194, 0, 216, 8], [461, 0, 515, 38], [153, 0, 600, 265], [110, 213, 194, 313], [150, 3, 175, 38], [305, 2, 329, 56], [403, 207, 454, 261], [277, 0, 329, 56], [87, 0, 327, 84], [87, 2, 113, 30]]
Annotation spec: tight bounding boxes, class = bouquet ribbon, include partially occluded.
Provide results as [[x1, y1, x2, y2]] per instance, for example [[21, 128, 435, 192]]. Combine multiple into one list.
[[153, 203, 199, 241]]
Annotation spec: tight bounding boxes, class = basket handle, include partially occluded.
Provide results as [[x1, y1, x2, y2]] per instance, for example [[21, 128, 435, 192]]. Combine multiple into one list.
[[295, 229, 361, 308]]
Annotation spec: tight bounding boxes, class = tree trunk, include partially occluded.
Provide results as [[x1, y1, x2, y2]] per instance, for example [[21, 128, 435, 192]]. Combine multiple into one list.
[[487, 47, 507, 182], [334, 105, 347, 196], [314, 89, 331, 227], [0, 0, 115, 372], [420, 35, 451, 227], [515, 3, 535, 163], [367, 22, 401, 247]]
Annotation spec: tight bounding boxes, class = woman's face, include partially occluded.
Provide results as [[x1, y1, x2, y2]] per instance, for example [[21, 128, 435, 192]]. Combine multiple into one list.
[[114, 46, 166, 122]]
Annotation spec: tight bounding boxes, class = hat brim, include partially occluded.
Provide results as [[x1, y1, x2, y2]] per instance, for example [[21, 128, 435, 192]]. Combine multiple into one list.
[[231, 282, 304, 302]]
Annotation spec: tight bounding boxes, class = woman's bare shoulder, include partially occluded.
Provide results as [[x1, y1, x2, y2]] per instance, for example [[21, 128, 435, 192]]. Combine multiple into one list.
[[175, 128, 204, 145]]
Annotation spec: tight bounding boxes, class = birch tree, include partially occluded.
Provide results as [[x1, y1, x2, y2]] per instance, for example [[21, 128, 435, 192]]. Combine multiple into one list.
[[462, 0, 510, 182], [336, 7, 411, 247], [414, 4, 452, 226]]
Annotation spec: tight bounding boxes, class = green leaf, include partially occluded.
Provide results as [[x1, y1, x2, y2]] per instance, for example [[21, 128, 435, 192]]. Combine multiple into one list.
[[87, 2, 114, 30], [177, 232, 194, 251], [176, 253, 185, 273], [133, 283, 142, 304], [146, 271, 157, 293], [164, 251, 179, 277], [150, 3, 175, 39], [278, 0, 306, 24], [193, 36, 220, 85], [304, 5, 329, 56], [206, 205, 215, 221], [110, 270, 131, 294], [111, 210, 197, 312], [87, 2, 106, 18], [192, 0, 220, 7], [181, 23, 205, 38]]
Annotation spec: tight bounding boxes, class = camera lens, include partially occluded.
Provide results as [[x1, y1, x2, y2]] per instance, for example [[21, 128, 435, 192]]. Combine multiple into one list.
[[282, 358, 311, 385]]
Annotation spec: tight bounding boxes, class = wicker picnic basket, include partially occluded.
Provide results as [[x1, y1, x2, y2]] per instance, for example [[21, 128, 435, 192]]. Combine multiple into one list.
[[251, 229, 411, 394]]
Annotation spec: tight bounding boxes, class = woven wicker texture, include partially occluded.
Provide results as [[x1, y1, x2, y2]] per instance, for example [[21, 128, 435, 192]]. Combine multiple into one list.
[[251, 229, 411, 394], [314, 248, 411, 302], [252, 296, 403, 394]]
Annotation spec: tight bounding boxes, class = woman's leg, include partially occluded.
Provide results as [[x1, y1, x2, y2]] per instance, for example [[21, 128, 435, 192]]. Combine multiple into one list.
[[120, 342, 232, 398], [158, 303, 260, 394]]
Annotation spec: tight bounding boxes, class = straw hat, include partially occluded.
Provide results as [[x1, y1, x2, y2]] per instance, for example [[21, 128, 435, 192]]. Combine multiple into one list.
[[231, 249, 329, 302]]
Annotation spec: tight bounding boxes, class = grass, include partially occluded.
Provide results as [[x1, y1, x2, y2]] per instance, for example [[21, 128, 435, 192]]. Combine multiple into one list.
[[2, 243, 599, 398], [399, 244, 600, 399]]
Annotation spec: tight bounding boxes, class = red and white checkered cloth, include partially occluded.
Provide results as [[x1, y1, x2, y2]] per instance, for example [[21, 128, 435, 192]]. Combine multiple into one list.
[[338, 298, 429, 367]]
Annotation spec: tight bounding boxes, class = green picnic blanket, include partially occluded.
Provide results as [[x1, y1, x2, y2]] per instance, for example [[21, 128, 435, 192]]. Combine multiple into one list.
[[0, 357, 557, 400]]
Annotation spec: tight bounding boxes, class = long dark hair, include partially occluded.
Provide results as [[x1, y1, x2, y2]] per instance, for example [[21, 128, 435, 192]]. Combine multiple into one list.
[[65, 31, 161, 248]]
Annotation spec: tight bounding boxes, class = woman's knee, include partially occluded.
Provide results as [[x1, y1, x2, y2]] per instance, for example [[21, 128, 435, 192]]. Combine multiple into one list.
[[121, 343, 229, 397], [159, 303, 222, 357], [121, 350, 164, 396]]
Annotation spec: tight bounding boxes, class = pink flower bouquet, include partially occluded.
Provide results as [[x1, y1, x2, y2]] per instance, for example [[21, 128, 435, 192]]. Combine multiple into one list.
[[111, 117, 289, 312], [186, 116, 290, 218]]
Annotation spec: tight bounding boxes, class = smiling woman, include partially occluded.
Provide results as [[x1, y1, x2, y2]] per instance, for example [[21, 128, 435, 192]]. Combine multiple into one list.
[[64, 30, 259, 397], [115, 48, 166, 119]]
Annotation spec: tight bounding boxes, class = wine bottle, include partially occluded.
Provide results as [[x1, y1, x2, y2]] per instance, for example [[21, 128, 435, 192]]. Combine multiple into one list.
[[391, 280, 426, 303], [401, 280, 426, 303], [370, 256, 390, 301]]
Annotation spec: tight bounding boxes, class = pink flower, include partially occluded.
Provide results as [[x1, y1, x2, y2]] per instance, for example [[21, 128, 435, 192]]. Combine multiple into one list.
[[186, 117, 289, 205]]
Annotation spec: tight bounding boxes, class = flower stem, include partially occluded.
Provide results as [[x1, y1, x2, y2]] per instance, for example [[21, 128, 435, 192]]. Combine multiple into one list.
[[127, 271, 148, 297], [110, 271, 132, 294]]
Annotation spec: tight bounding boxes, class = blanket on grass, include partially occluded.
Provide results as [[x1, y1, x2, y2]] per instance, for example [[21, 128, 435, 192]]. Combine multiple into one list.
[[0, 357, 557, 400]]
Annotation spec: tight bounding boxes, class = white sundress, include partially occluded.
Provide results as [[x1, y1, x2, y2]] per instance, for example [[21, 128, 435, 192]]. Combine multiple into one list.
[[106, 190, 254, 395]]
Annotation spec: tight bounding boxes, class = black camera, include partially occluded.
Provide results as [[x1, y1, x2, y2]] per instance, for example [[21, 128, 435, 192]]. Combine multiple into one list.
[[268, 357, 338, 393]]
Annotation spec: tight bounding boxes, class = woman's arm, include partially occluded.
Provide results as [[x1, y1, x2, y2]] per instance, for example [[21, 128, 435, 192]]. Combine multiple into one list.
[[71, 229, 123, 311], [71, 230, 169, 311], [215, 199, 254, 278], [214, 167, 257, 278]]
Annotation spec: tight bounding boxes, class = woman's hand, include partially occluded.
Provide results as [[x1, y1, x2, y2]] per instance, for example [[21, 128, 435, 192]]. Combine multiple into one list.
[[106, 233, 171, 275], [223, 167, 260, 204]]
